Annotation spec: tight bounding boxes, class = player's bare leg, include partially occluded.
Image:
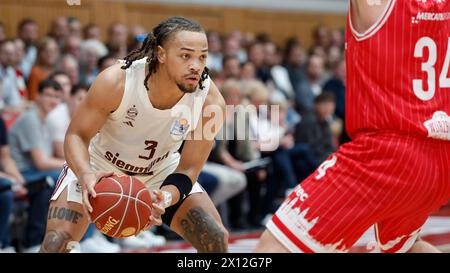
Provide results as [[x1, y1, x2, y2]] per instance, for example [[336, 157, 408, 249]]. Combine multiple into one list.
[[39, 188, 90, 253], [170, 192, 229, 253], [407, 237, 441, 253], [254, 230, 290, 253]]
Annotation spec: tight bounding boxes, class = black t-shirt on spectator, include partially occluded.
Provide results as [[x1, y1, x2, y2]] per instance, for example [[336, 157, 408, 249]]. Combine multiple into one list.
[[0, 118, 8, 147]]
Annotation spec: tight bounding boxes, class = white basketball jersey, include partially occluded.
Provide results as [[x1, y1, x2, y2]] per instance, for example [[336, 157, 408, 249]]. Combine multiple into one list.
[[89, 57, 210, 175]]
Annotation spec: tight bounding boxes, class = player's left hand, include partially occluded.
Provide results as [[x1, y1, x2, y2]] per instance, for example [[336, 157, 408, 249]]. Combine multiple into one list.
[[144, 190, 173, 229]]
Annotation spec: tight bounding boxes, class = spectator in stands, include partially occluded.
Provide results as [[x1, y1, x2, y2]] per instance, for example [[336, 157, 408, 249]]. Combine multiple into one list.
[[9, 79, 65, 252], [63, 35, 81, 59], [9, 78, 65, 181], [59, 54, 80, 85], [329, 28, 345, 49], [128, 25, 147, 53], [106, 23, 128, 59], [27, 37, 59, 101], [46, 72, 72, 158], [48, 17, 69, 48], [264, 42, 294, 101], [0, 40, 25, 119], [0, 177, 13, 252], [223, 34, 246, 63], [203, 80, 247, 207], [68, 17, 82, 38], [240, 61, 256, 81], [213, 80, 258, 229], [12, 39, 28, 100], [312, 25, 330, 49], [294, 54, 325, 114], [221, 55, 241, 80], [79, 39, 108, 86], [83, 23, 101, 41], [248, 42, 271, 83], [283, 39, 307, 94], [17, 19, 38, 79], [323, 57, 347, 143], [294, 92, 337, 164], [98, 54, 117, 72], [206, 31, 223, 73], [0, 117, 27, 252]]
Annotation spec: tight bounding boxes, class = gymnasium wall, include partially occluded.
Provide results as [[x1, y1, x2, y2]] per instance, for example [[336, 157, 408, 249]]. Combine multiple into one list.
[[0, 0, 346, 47]]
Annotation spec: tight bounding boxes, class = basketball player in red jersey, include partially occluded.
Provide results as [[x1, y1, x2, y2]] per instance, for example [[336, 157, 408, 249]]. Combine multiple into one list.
[[39, 17, 228, 252], [255, 0, 450, 253]]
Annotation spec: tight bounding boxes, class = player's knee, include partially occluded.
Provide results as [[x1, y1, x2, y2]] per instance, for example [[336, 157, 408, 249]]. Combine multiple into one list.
[[40, 229, 77, 253]]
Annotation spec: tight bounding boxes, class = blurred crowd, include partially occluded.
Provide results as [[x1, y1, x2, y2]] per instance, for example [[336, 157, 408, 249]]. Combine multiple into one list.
[[0, 16, 346, 253]]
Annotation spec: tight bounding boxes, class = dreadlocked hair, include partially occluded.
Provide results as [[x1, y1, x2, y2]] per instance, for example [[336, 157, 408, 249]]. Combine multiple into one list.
[[121, 16, 210, 91]]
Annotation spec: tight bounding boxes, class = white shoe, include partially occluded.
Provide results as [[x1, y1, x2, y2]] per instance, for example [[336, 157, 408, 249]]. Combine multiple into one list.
[[21, 245, 41, 253], [80, 237, 104, 253], [119, 235, 149, 249], [138, 231, 166, 247], [91, 231, 121, 253], [0, 246, 16, 253]]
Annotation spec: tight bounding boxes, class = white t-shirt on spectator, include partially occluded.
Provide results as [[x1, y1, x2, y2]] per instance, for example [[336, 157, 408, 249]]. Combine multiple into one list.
[[46, 103, 71, 142], [0, 66, 22, 107]]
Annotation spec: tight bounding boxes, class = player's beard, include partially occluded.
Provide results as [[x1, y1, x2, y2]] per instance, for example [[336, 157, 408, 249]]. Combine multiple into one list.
[[176, 80, 198, 93]]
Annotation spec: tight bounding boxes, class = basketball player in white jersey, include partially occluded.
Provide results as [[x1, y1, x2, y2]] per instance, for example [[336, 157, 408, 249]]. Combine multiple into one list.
[[39, 17, 228, 252]]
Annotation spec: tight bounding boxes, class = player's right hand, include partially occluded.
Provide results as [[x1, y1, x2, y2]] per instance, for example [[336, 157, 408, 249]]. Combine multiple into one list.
[[80, 171, 114, 214]]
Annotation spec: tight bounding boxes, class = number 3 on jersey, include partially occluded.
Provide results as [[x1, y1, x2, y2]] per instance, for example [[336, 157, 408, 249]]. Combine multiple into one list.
[[139, 140, 158, 160], [413, 37, 450, 101]]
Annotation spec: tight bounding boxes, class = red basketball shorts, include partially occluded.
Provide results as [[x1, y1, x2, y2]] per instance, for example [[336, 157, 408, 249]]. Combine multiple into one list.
[[267, 133, 450, 252]]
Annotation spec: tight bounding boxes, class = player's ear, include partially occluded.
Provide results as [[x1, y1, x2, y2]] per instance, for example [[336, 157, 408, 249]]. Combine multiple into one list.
[[156, 45, 166, 64]]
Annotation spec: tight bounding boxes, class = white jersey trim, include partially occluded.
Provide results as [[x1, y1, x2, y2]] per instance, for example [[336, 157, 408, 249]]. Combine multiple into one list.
[[109, 59, 135, 121], [349, 0, 397, 42]]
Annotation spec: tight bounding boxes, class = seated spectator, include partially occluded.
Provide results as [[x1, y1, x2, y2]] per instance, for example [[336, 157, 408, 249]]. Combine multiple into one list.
[[48, 17, 68, 48], [59, 54, 80, 86], [206, 31, 223, 74], [27, 37, 59, 101], [217, 80, 265, 229], [68, 17, 82, 38], [0, 117, 27, 252], [83, 23, 101, 41], [79, 40, 106, 86], [294, 54, 326, 114], [9, 79, 65, 252], [47, 74, 87, 159], [13, 39, 29, 100], [221, 55, 241, 80], [63, 35, 81, 59], [0, 40, 24, 113], [294, 92, 338, 164], [0, 180, 13, 252], [323, 57, 349, 143], [17, 19, 38, 80], [106, 23, 128, 59], [200, 81, 247, 209], [98, 54, 117, 72]]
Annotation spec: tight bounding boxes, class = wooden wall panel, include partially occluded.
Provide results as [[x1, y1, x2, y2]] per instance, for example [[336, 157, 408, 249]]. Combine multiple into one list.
[[0, 0, 346, 48]]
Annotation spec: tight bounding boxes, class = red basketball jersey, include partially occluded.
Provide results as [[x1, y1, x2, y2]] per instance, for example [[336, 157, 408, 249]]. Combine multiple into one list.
[[346, 0, 450, 140]]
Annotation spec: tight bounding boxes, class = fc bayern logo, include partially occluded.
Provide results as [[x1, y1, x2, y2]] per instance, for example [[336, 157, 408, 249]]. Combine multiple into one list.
[[126, 106, 138, 119]]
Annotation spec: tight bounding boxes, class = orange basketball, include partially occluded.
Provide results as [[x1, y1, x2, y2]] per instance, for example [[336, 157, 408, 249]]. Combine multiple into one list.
[[89, 174, 152, 238]]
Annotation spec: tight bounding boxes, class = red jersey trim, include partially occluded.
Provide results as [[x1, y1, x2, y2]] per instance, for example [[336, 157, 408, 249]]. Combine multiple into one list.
[[349, 0, 397, 42]]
